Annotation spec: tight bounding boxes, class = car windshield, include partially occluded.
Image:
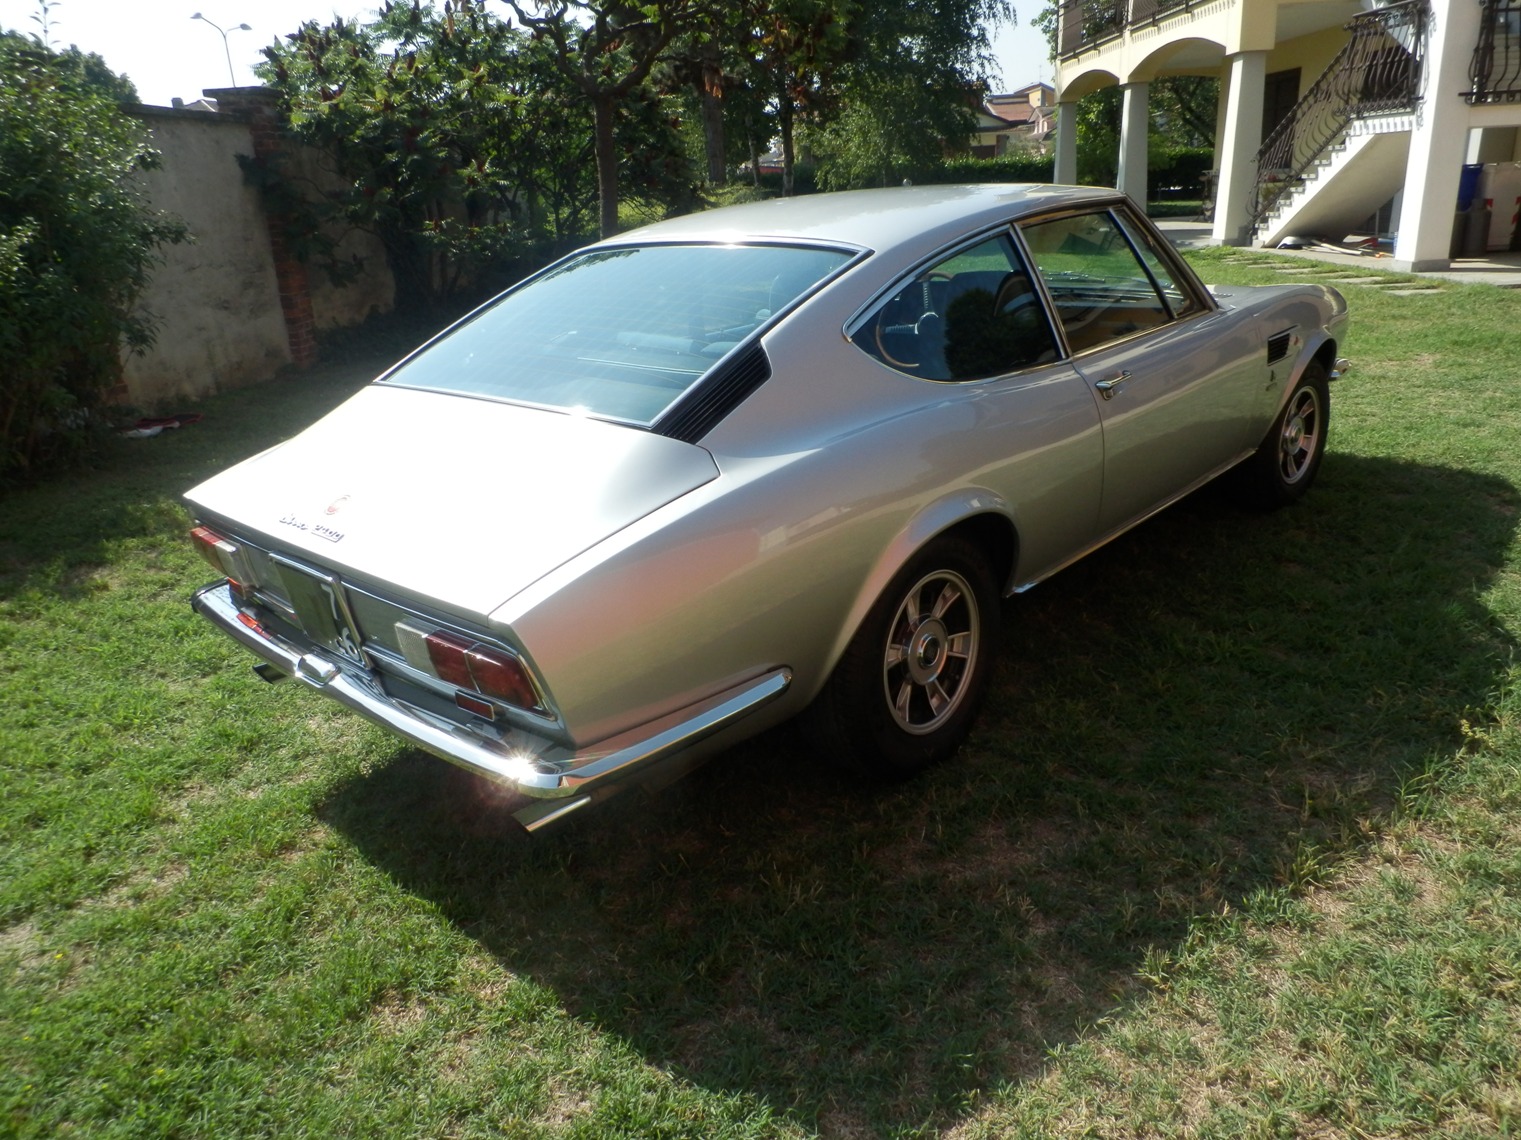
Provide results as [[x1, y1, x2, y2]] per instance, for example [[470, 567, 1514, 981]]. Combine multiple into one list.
[[380, 243, 853, 425]]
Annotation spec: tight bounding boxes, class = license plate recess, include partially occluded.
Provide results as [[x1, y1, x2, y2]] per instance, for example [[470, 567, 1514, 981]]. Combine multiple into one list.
[[269, 554, 368, 664]]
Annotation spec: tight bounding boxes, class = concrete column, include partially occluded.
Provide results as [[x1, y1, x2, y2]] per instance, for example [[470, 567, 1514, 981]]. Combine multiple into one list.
[[1211, 77, 1231, 156], [1211, 50, 1269, 246], [1054, 98, 1079, 184], [1394, 0, 1482, 269], [1207, 77, 1231, 219], [1118, 82, 1150, 203]]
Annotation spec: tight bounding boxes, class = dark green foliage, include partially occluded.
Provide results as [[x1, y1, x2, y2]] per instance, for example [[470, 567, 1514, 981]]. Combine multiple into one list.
[[256, 0, 698, 302], [925, 153, 1057, 184], [664, 0, 1013, 196], [501, 0, 705, 237], [0, 32, 186, 478], [1151, 75, 1219, 148], [756, 162, 819, 196], [803, 0, 1016, 191], [1067, 85, 1215, 195], [1151, 145, 1213, 199], [257, 2, 538, 314]]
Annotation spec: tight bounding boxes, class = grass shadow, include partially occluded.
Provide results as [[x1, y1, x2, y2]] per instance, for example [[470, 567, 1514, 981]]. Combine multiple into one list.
[[320, 452, 1518, 1135], [0, 351, 399, 604]]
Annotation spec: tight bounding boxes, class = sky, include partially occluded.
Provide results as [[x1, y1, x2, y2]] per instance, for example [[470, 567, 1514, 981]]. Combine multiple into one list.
[[0, 0, 1054, 109]]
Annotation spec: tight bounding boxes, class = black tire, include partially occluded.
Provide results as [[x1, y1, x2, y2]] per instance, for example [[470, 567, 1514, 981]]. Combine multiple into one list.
[[1237, 360, 1330, 509], [804, 534, 999, 779]]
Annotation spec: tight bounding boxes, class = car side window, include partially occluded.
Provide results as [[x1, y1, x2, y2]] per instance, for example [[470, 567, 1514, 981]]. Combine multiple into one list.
[[1112, 211, 1201, 318], [850, 234, 1060, 381], [1020, 211, 1173, 355]]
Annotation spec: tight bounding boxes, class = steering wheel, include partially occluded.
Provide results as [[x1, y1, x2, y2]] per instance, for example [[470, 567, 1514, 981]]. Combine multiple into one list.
[[873, 271, 953, 369]]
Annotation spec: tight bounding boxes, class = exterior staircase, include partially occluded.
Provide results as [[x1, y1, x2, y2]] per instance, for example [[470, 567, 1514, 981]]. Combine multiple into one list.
[[1249, 1, 1428, 247], [1253, 115, 1415, 247]]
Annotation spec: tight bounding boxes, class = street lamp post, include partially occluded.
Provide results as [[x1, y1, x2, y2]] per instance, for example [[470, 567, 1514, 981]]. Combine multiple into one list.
[[190, 13, 252, 88]]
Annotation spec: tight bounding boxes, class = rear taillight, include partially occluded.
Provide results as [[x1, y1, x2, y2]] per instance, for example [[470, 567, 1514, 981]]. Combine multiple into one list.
[[190, 525, 253, 598], [465, 643, 539, 709], [395, 621, 541, 714], [421, 628, 475, 689]]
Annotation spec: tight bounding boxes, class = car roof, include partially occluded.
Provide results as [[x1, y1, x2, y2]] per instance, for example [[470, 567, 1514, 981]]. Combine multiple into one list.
[[602, 184, 1127, 255]]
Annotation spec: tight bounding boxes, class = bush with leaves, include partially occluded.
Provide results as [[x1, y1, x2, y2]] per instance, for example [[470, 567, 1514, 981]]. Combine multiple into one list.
[[0, 32, 185, 478], [257, 0, 696, 310], [926, 153, 1056, 184], [256, 1, 536, 315]]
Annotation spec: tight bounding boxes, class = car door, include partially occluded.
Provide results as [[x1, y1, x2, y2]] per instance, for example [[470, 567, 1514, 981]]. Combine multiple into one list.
[[848, 230, 1105, 584], [1019, 206, 1257, 535]]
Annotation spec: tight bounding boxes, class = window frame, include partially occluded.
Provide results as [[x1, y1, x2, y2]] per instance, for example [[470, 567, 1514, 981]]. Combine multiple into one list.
[[1011, 201, 1216, 359], [843, 224, 1064, 384]]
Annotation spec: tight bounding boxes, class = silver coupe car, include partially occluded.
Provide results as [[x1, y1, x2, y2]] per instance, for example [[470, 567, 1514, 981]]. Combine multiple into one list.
[[187, 185, 1348, 831]]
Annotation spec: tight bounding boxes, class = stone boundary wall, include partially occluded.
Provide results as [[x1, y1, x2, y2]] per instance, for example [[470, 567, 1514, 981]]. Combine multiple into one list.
[[121, 88, 393, 409]]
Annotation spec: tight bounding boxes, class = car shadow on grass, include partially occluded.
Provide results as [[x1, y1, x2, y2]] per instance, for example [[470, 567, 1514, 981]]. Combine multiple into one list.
[[319, 453, 1519, 1137]]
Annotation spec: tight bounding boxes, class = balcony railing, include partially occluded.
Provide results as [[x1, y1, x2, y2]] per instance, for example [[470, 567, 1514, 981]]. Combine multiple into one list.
[[1248, 1, 1427, 231], [1129, 0, 1199, 26], [1058, 0, 1126, 58], [1465, 0, 1521, 104], [1058, 0, 1208, 59]]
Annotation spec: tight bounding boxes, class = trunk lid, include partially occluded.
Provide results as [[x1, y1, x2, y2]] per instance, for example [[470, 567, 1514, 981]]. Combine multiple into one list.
[[185, 385, 719, 619]]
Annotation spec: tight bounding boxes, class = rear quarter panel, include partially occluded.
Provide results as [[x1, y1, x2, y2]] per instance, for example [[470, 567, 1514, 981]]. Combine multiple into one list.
[[494, 312, 1104, 748]]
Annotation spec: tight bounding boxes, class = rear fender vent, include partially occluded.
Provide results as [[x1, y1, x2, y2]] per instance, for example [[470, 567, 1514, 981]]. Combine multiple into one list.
[[656, 342, 772, 443], [1266, 330, 1294, 365]]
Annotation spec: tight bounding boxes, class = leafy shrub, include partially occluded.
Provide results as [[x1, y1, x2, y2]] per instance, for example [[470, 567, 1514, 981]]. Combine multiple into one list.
[[922, 153, 1057, 185], [0, 32, 185, 478], [1150, 146, 1213, 199]]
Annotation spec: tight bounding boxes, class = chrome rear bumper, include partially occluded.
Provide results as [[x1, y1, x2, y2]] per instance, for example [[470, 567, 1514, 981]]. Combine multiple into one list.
[[192, 581, 791, 831]]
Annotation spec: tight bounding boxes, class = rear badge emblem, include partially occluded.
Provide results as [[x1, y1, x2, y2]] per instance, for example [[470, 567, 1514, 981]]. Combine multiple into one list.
[[325, 495, 351, 516]]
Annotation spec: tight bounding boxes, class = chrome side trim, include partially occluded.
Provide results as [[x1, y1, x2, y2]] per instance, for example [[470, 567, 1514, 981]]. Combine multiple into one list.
[[192, 581, 791, 828]]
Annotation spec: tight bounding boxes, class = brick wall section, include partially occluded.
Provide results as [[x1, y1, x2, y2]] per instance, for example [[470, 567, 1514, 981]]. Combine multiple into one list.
[[210, 87, 319, 369]]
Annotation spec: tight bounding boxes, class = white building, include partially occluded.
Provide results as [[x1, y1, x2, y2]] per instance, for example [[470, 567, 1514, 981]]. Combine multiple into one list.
[[1053, 0, 1521, 270]]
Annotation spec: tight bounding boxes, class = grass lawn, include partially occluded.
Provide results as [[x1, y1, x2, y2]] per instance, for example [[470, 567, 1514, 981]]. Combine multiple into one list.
[[3, 250, 1521, 1138]]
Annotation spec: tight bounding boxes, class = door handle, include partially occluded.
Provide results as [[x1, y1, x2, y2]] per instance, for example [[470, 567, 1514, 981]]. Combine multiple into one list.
[[1094, 370, 1132, 400]]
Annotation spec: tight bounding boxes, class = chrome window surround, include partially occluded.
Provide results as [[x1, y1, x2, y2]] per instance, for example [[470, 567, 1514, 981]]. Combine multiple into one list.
[[1011, 203, 1219, 361]]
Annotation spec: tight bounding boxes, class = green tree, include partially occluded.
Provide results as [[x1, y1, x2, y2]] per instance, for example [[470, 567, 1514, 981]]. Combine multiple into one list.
[[1151, 75, 1219, 148], [665, 11, 734, 186], [0, 31, 185, 476], [811, 0, 1014, 189], [739, 0, 854, 195], [501, 0, 707, 236], [258, 1, 539, 313]]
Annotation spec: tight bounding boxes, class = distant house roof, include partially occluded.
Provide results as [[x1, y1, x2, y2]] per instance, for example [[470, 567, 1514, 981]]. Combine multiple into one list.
[[971, 84, 1056, 155], [984, 82, 1055, 127]]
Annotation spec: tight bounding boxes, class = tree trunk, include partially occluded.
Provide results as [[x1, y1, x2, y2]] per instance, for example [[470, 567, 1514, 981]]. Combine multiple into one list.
[[779, 98, 796, 197], [593, 92, 619, 238], [699, 36, 726, 185], [383, 225, 435, 316]]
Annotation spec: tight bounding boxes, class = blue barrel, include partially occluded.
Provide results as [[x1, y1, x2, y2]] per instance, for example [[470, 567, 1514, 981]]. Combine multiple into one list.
[[1458, 163, 1485, 211]]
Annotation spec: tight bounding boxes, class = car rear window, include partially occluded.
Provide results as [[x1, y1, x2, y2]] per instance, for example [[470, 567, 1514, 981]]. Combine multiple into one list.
[[380, 243, 852, 425]]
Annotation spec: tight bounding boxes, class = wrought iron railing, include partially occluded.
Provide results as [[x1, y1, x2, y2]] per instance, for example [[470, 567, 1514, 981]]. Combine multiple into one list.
[[1465, 0, 1521, 104], [1129, 0, 1198, 26], [1248, 1, 1426, 230], [1058, 0, 1127, 59], [1058, 0, 1205, 58]]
